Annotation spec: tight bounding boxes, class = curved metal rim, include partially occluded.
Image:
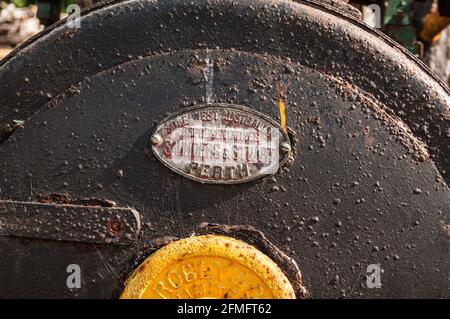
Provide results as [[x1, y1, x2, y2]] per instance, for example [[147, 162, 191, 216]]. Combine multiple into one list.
[[1, 0, 447, 94], [0, 0, 448, 182]]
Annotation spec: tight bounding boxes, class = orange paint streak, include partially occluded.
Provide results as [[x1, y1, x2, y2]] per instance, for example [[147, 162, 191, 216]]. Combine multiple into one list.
[[279, 98, 287, 133]]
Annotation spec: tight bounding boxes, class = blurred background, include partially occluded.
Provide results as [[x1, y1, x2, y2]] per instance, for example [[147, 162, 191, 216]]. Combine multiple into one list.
[[0, 0, 449, 86]]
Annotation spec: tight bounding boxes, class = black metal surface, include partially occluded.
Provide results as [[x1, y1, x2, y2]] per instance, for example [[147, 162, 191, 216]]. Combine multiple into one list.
[[0, 0, 448, 298], [0, 0, 448, 182], [438, 0, 450, 17], [0, 201, 141, 244]]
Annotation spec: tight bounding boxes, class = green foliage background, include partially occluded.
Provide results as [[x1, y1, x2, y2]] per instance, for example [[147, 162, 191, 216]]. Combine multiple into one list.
[[3, 0, 34, 7], [2, 0, 76, 11]]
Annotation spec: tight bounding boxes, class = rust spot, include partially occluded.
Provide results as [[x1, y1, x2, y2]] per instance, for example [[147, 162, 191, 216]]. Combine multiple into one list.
[[55, 29, 77, 43], [108, 219, 123, 235], [138, 265, 146, 273]]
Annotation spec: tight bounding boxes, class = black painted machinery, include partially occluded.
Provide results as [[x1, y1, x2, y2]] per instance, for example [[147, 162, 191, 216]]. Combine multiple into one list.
[[0, 0, 448, 298]]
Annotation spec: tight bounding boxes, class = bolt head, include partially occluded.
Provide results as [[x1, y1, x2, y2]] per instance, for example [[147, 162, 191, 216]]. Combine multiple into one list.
[[107, 219, 123, 235], [280, 141, 292, 154], [150, 133, 163, 146]]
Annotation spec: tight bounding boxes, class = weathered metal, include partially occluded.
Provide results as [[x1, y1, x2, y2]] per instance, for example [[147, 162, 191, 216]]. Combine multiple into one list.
[[0, 0, 448, 298], [0, 200, 141, 244], [120, 235, 298, 299], [150, 103, 291, 185]]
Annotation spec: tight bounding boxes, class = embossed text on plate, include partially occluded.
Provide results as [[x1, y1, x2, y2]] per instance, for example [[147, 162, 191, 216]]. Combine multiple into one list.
[[150, 104, 290, 184]]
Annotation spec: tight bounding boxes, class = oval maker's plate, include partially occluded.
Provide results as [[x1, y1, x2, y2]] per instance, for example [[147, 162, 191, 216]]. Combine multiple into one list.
[[150, 104, 291, 185]]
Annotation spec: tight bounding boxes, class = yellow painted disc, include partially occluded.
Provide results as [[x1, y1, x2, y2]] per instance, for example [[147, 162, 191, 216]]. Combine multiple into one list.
[[120, 235, 296, 299]]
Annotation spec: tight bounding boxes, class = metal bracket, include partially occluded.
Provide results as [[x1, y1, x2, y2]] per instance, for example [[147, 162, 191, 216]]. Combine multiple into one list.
[[0, 201, 141, 245]]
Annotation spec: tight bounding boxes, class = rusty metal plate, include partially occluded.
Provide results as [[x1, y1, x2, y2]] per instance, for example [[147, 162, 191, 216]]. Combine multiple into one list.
[[0, 201, 141, 245], [150, 104, 291, 184]]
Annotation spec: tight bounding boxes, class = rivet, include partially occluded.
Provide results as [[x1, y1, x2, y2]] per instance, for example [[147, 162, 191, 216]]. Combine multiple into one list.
[[280, 141, 291, 154], [149, 133, 163, 146]]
